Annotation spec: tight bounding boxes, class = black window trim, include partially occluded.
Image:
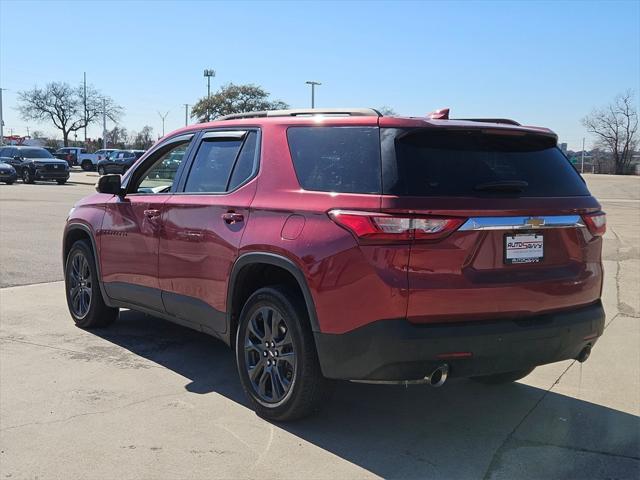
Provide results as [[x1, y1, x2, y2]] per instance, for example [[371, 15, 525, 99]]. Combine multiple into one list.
[[175, 127, 261, 195], [123, 133, 196, 196]]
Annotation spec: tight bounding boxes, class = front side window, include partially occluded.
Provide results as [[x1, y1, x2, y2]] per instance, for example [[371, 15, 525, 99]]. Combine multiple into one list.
[[134, 142, 190, 194], [287, 127, 381, 194]]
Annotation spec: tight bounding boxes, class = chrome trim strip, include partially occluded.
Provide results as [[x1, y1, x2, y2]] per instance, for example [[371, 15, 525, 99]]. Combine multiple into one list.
[[458, 215, 584, 231]]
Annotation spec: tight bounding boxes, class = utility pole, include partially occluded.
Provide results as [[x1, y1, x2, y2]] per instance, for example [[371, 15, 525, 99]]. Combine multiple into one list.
[[158, 111, 169, 137], [0, 88, 5, 145], [305, 81, 321, 108], [581, 137, 585, 174], [184, 104, 190, 126], [26, 126, 30, 137], [83, 72, 87, 144], [203, 69, 215, 121], [102, 98, 107, 149]]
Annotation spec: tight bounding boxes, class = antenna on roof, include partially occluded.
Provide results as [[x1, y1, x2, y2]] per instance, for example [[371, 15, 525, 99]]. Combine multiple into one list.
[[427, 107, 450, 120]]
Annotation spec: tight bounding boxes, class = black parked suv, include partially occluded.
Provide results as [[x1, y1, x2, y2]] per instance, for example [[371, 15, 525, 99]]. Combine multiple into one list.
[[0, 146, 70, 184], [97, 150, 145, 175]]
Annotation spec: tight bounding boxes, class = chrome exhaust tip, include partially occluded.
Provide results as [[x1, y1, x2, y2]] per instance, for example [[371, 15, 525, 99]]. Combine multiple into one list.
[[426, 364, 449, 387], [576, 344, 592, 363]]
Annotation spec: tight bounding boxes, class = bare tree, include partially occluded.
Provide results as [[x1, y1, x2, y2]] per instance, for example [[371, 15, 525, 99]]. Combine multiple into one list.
[[105, 126, 129, 149], [582, 90, 638, 174], [18, 82, 122, 147], [378, 106, 397, 116], [130, 126, 155, 150]]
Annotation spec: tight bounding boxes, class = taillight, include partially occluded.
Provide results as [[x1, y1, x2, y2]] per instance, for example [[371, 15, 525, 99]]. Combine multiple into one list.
[[582, 212, 606, 236], [328, 210, 464, 242]]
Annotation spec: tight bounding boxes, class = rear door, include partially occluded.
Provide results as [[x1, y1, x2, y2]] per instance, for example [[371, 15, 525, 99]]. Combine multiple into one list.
[[158, 129, 260, 335], [379, 125, 604, 324]]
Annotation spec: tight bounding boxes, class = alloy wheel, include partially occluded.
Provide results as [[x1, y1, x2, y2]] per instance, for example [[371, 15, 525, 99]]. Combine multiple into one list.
[[244, 306, 297, 403], [68, 252, 92, 319]]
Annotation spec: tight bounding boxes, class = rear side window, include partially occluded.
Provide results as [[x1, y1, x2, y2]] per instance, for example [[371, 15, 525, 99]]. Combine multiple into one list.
[[185, 139, 243, 193], [382, 129, 589, 197], [287, 127, 381, 194], [228, 131, 258, 191]]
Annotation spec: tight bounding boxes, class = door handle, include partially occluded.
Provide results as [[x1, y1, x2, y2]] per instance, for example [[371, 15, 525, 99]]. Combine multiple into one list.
[[222, 212, 244, 224], [178, 230, 203, 241], [144, 209, 161, 220]]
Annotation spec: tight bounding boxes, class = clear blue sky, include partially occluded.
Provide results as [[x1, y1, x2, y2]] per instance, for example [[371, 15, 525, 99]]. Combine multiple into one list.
[[1, 0, 638, 149]]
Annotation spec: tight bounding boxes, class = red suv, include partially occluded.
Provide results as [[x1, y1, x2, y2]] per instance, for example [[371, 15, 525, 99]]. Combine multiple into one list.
[[63, 108, 606, 420]]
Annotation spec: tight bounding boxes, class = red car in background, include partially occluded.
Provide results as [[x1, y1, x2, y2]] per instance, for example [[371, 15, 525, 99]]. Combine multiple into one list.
[[62, 108, 606, 420]]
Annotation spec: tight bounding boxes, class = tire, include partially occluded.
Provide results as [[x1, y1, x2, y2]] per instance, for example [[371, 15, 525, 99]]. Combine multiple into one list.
[[81, 160, 93, 171], [4, 181, 13, 185], [235, 286, 331, 421], [22, 169, 34, 184], [98, 166, 105, 176], [472, 368, 535, 385], [64, 240, 118, 328], [57, 179, 67, 185]]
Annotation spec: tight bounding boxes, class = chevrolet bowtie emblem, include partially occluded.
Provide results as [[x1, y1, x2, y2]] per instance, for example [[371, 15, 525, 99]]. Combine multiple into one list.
[[525, 217, 545, 228]]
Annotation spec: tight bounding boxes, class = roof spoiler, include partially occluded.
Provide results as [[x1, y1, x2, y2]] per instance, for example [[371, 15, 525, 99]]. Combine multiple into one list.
[[455, 118, 522, 126]]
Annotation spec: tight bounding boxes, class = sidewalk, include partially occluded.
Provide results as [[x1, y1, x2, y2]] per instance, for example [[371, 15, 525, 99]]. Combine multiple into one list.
[[68, 169, 99, 186]]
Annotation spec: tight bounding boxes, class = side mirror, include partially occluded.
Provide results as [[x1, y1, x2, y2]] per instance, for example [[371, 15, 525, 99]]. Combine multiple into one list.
[[96, 174, 123, 196], [13, 156, 22, 161]]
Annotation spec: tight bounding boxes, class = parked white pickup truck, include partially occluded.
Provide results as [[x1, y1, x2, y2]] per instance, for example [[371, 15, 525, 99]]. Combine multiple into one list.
[[55, 147, 119, 171]]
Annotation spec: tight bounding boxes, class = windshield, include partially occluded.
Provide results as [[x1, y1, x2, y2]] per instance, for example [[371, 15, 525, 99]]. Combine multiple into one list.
[[20, 148, 54, 159]]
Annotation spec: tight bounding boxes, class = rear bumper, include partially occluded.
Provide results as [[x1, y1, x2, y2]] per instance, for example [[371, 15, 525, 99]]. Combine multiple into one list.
[[314, 301, 605, 381], [0, 172, 17, 182]]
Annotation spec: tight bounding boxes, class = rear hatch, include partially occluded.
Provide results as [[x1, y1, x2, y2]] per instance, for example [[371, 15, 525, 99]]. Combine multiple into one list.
[[378, 123, 604, 324]]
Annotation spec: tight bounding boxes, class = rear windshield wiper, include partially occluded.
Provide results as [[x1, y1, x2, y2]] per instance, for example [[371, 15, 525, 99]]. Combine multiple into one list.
[[474, 180, 529, 192]]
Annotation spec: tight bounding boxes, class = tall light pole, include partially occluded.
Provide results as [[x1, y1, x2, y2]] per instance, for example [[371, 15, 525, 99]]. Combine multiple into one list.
[[0, 88, 5, 145], [83, 72, 87, 144], [203, 69, 216, 121], [184, 104, 190, 127], [581, 137, 585, 174], [158, 111, 169, 137], [102, 98, 107, 149], [305, 81, 321, 108]]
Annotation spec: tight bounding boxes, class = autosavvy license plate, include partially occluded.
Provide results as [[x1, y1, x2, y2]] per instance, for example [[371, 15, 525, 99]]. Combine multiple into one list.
[[504, 233, 544, 264]]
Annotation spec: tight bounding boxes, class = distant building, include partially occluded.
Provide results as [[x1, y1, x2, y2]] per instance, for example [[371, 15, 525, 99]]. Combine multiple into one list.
[[558, 142, 568, 154]]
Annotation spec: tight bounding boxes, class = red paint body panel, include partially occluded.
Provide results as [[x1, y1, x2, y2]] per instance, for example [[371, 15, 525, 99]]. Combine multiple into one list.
[[64, 113, 604, 342], [99, 195, 171, 290], [158, 179, 257, 314], [380, 194, 603, 324]]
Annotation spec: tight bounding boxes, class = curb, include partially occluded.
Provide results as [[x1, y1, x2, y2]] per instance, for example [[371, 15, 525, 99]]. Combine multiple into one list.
[[68, 181, 97, 186]]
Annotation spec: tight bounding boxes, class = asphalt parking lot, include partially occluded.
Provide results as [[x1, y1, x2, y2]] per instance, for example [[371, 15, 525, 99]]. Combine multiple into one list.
[[0, 173, 638, 479]]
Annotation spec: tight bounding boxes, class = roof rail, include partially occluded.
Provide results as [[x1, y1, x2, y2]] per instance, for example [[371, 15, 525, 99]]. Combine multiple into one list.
[[218, 108, 382, 121], [454, 118, 521, 126]]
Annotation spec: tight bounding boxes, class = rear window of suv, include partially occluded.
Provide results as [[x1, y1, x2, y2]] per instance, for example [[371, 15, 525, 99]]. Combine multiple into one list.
[[381, 128, 589, 197], [287, 127, 381, 194]]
